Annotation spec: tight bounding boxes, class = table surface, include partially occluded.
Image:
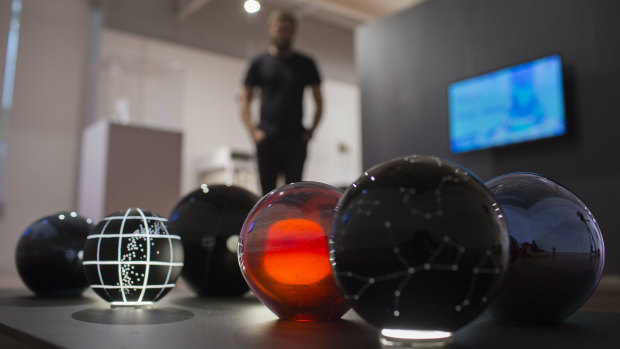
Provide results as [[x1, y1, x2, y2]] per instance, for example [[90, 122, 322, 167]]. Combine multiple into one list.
[[1, 284, 619, 349]]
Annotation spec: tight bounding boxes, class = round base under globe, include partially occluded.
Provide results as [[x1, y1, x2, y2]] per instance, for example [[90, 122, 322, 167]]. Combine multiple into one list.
[[110, 301, 154, 309], [380, 329, 454, 348]]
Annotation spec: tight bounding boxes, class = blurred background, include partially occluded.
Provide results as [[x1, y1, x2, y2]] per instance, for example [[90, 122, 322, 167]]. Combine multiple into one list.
[[0, 0, 619, 285]]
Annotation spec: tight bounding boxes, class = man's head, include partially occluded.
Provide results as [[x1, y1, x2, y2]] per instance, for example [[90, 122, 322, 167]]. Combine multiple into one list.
[[268, 9, 297, 52]]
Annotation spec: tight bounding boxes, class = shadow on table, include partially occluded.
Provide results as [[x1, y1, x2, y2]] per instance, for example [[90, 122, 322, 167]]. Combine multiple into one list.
[[453, 312, 620, 348], [236, 318, 380, 349], [235, 311, 620, 349], [0, 294, 97, 307], [169, 294, 262, 311], [71, 307, 194, 325]]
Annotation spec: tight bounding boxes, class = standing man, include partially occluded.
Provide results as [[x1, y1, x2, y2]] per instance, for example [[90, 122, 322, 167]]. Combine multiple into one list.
[[240, 9, 323, 195]]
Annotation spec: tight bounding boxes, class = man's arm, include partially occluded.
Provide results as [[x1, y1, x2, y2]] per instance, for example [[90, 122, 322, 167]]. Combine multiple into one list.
[[240, 85, 265, 144], [303, 83, 323, 141]]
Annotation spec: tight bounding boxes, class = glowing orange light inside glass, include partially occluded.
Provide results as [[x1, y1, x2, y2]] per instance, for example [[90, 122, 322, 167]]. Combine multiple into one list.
[[262, 218, 331, 285]]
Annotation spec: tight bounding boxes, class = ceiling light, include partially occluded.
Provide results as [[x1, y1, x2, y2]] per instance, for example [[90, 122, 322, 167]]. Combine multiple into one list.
[[244, 0, 261, 14]]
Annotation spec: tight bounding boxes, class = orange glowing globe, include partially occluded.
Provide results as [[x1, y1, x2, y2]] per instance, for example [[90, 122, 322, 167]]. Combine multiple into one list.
[[238, 182, 350, 321], [263, 218, 331, 285]]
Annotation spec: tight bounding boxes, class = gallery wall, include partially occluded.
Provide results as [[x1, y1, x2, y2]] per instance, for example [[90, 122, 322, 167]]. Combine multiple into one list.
[[357, 0, 620, 272], [102, 0, 357, 84], [0, 0, 92, 279], [0, 0, 362, 282], [97, 29, 362, 198]]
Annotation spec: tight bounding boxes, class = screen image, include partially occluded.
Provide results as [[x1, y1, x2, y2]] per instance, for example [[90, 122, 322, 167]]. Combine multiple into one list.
[[448, 55, 566, 153]]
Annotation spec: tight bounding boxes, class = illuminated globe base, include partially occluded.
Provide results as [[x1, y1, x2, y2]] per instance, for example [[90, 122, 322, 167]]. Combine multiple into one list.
[[238, 182, 350, 321], [110, 301, 153, 308], [380, 329, 453, 348]]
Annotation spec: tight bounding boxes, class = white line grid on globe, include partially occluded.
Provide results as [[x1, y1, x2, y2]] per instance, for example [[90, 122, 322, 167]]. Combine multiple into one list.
[[334, 173, 504, 318], [117, 208, 130, 303], [89, 284, 178, 289], [95, 218, 114, 301], [86, 208, 183, 305]]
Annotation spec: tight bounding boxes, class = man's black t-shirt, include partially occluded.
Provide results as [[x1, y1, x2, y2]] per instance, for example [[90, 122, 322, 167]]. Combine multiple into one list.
[[243, 52, 321, 137]]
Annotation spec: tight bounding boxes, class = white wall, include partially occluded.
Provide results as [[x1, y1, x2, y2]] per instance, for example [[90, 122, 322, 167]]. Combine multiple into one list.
[[96, 29, 362, 198], [0, 13, 361, 281], [102, 0, 357, 84], [0, 0, 92, 279], [303, 79, 362, 187], [0, 0, 8, 102]]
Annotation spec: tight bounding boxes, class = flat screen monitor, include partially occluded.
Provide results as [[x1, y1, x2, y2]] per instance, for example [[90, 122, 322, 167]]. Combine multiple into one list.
[[448, 54, 566, 154]]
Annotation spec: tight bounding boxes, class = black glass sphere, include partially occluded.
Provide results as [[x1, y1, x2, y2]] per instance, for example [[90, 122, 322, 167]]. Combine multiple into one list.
[[83, 208, 184, 307], [485, 173, 605, 323], [330, 155, 509, 336], [168, 184, 259, 296], [16, 211, 92, 297]]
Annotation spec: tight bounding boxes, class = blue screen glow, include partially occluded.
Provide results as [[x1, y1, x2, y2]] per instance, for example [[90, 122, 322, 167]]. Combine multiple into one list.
[[448, 55, 566, 153]]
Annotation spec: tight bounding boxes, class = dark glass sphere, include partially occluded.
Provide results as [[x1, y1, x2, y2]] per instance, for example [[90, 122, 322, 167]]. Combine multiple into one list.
[[16, 211, 92, 297], [83, 208, 184, 306], [485, 173, 605, 323], [168, 184, 258, 297], [239, 182, 350, 321], [330, 155, 509, 332]]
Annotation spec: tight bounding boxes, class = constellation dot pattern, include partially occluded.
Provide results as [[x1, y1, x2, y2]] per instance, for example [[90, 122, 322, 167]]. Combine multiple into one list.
[[330, 155, 509, 332], [83, 208, 184, 306]]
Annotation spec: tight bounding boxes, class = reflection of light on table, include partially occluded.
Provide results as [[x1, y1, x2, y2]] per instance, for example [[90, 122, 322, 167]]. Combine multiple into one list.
[[238, 300, 280, 321], [380, 329, 453, 347]]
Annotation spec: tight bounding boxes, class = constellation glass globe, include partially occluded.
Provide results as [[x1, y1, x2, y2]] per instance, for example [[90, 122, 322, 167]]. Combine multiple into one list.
[[330, 155, 509, 346], [16, 211, 92, 297], [83, 208, 184, 307], [238, 182, 350, 321], [484, 173, 605, 323], [168, 184, 258, 297]]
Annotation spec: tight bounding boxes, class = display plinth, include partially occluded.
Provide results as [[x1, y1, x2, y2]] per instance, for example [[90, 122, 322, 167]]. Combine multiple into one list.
[[77, 121, 182, 222], [0, 287, 619, 348]]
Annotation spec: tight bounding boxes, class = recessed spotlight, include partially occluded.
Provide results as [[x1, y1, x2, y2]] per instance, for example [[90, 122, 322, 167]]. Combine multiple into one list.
[[244, 0, 261, 14]]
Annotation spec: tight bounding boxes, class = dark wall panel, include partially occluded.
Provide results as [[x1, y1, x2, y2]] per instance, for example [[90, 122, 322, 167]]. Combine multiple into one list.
[[357, 0, 620, 273]]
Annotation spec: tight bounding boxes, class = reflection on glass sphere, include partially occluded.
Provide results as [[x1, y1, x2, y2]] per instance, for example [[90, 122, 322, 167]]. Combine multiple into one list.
[[168, 184, 258, 297], [82, 208, 184, 307], [16, 211, 92, 297], [239, 182, 350, 321], [485, 173, 605, 323], [330, 155, 508, 346]]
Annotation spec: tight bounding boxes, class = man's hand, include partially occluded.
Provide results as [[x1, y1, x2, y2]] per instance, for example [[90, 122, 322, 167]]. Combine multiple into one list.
[[253, 128, 266, 144], [301, 129, 313, 142], [305, 84, 322, 143]]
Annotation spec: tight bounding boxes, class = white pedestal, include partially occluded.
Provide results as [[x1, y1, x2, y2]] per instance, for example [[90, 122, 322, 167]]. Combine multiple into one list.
[[78, 120, 182, 222], [194, 146, 260, 195]]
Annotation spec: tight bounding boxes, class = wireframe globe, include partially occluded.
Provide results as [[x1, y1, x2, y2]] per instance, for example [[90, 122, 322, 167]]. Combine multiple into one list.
[[485, 173, 605, 323], [83, 208, 184, 307], [330, 155, 509, 346], [168, 184, 258, 296], [16, 211, 92, 297], [238, 182, 350, 321]]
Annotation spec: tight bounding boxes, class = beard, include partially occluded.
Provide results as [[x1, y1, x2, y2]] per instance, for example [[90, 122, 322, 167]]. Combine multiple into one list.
[[272, 38, 292, 51]]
